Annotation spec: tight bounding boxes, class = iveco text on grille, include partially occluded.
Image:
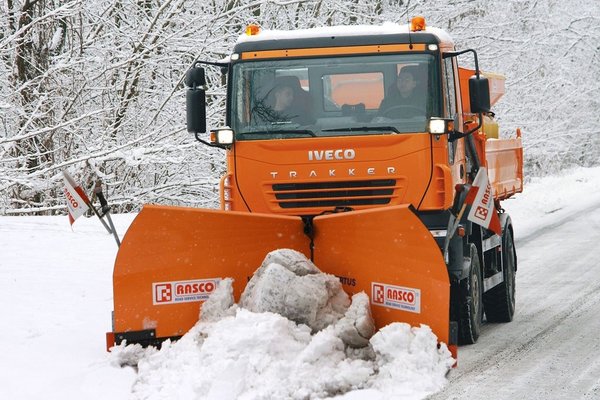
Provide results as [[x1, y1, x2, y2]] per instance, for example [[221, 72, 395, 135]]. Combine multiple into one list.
[[308, 149, 356, 161]]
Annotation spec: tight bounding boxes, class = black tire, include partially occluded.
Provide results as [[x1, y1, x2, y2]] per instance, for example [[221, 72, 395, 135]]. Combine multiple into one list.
[[484, 227, 516, 322], [458, 244, 483, 345]]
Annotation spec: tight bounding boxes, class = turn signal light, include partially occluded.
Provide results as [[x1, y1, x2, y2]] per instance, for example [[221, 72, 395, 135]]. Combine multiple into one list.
[[246, 24, 260, 36], [410, 16, 426, 32]]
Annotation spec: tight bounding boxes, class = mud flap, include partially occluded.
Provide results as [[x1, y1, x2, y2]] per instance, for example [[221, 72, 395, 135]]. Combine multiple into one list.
[[312, 205, 450, 345], [112, 205, 308, 341]]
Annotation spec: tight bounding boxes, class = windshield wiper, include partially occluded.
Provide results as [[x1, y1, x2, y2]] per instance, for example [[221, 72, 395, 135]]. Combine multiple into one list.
[[322, 126, 400, 134], [239, 129, 317, 137], [272, 129, 317, 137]]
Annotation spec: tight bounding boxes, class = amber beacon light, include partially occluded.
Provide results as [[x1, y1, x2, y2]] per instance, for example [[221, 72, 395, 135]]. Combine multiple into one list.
[[245, 24, 260, 36], [410, 16, 426, 32]]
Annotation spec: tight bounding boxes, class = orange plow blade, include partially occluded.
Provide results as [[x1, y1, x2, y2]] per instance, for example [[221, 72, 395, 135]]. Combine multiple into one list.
[[110, 205, 308, 346], [108, 204, 451, 349], [313, 205, 451, 345]]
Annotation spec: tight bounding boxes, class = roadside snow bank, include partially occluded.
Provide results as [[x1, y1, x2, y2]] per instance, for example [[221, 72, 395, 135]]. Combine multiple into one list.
[[114, 250, 453, 399], [503, 166, 600, 239]]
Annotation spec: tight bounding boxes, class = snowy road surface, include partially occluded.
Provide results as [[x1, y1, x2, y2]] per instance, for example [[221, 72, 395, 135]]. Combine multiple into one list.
[[428, 203, 600, 400]]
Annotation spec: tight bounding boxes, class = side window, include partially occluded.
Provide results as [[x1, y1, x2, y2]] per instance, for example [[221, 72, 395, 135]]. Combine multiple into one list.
[[443, 58, 457, 163]]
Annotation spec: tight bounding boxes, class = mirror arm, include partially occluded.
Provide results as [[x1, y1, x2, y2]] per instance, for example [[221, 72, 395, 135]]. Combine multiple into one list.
[[449, 110, 484, 141], [194, 132, 212, 147], [192, 60, 229, 68], [194, 132, 229, 149], [443, 49, 481, 78], [466, 127, 482, 177], [448, 112, 483, 177], [448, 131, 467, 142]]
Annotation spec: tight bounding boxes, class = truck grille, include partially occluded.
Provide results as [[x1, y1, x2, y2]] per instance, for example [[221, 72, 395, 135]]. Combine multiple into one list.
[[271, 179, 396, 209]]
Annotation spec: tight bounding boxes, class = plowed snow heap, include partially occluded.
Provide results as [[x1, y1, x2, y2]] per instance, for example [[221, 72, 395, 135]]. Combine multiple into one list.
[[113, 249, 454, 400], [237, 249, 375, 347]]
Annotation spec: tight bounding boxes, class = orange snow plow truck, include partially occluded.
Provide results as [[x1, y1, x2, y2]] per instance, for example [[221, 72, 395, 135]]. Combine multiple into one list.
[[106, 17, 523, 358]]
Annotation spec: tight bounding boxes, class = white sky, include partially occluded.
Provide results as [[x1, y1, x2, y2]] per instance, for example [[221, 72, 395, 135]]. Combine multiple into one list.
[[1, 165, 600, 400]]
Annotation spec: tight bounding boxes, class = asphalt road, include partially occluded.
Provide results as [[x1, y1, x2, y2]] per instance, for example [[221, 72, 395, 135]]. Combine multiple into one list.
[[427, 205, 600, 400]]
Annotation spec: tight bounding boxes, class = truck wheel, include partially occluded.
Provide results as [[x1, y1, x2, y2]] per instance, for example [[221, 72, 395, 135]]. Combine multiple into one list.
[[483, 227, 516, 322], [458, 244, 483, 344]]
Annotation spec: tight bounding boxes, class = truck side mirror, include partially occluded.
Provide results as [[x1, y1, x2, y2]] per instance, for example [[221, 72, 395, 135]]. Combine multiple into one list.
[[469, 75, 490, 114], [186, 66, 207, 134]]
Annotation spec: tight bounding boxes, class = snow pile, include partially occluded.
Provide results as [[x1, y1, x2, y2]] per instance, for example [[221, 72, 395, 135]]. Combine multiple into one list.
[[370, 324, 454, 398], [240, 249, 361, 337], [115, 249, 453, 400]]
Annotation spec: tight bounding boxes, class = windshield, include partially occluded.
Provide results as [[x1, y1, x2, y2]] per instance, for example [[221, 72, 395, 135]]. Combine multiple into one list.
[[230, 53, 440, 140]]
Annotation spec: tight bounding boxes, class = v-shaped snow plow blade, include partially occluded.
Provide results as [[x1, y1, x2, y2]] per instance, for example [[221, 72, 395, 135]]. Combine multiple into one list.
[[108, 204, 450, 348]]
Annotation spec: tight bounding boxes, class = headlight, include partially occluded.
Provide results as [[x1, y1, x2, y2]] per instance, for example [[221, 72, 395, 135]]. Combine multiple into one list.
[[429, 118, 447, 134], [210, 128, 234, 145]]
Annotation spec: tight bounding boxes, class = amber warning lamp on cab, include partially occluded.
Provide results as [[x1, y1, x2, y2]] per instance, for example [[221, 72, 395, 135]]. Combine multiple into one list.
[[246, 24, 260, 36], [410, 16, 426, 32]]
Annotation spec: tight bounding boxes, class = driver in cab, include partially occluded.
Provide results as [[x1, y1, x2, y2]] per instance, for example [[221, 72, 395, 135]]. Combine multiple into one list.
[[378, 66, 426, 118]]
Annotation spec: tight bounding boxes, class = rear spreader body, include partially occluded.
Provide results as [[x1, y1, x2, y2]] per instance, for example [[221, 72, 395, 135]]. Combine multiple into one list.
[[107, 19, 523, 359]]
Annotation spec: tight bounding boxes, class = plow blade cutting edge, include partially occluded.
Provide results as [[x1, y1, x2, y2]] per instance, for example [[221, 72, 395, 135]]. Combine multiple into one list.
[[108, 204, 450, 349]]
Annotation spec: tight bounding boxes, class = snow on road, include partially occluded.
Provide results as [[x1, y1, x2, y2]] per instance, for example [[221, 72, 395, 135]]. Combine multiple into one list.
[[1, 166, 600, 399]]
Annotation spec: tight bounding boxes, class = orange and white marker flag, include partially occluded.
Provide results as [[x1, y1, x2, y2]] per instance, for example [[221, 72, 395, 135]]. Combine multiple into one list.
[[62, 171, 90, 225], [465, 167, 502, 235]]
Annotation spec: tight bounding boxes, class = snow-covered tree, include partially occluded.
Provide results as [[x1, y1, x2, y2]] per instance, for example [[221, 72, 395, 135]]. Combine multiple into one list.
[[1, 0, 599, 214]]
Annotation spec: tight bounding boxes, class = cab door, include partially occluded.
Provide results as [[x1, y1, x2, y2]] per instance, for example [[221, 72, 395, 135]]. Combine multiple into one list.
[[442, 56, 466, 185]]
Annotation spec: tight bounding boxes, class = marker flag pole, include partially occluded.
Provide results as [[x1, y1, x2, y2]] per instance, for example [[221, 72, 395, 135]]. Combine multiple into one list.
[[62, 170, 113, 235], [94, 180, 121, 247]]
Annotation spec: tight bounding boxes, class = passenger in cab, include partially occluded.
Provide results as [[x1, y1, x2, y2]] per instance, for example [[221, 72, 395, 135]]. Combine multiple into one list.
[[378, 66, 426, 118]]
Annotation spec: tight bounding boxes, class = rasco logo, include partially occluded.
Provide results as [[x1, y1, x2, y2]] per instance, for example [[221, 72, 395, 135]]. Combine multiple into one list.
[[372, 282, 421, 314], [63, 187, 80, 209], [153, 278, 220, 305], [308, 149, 356, 161]]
